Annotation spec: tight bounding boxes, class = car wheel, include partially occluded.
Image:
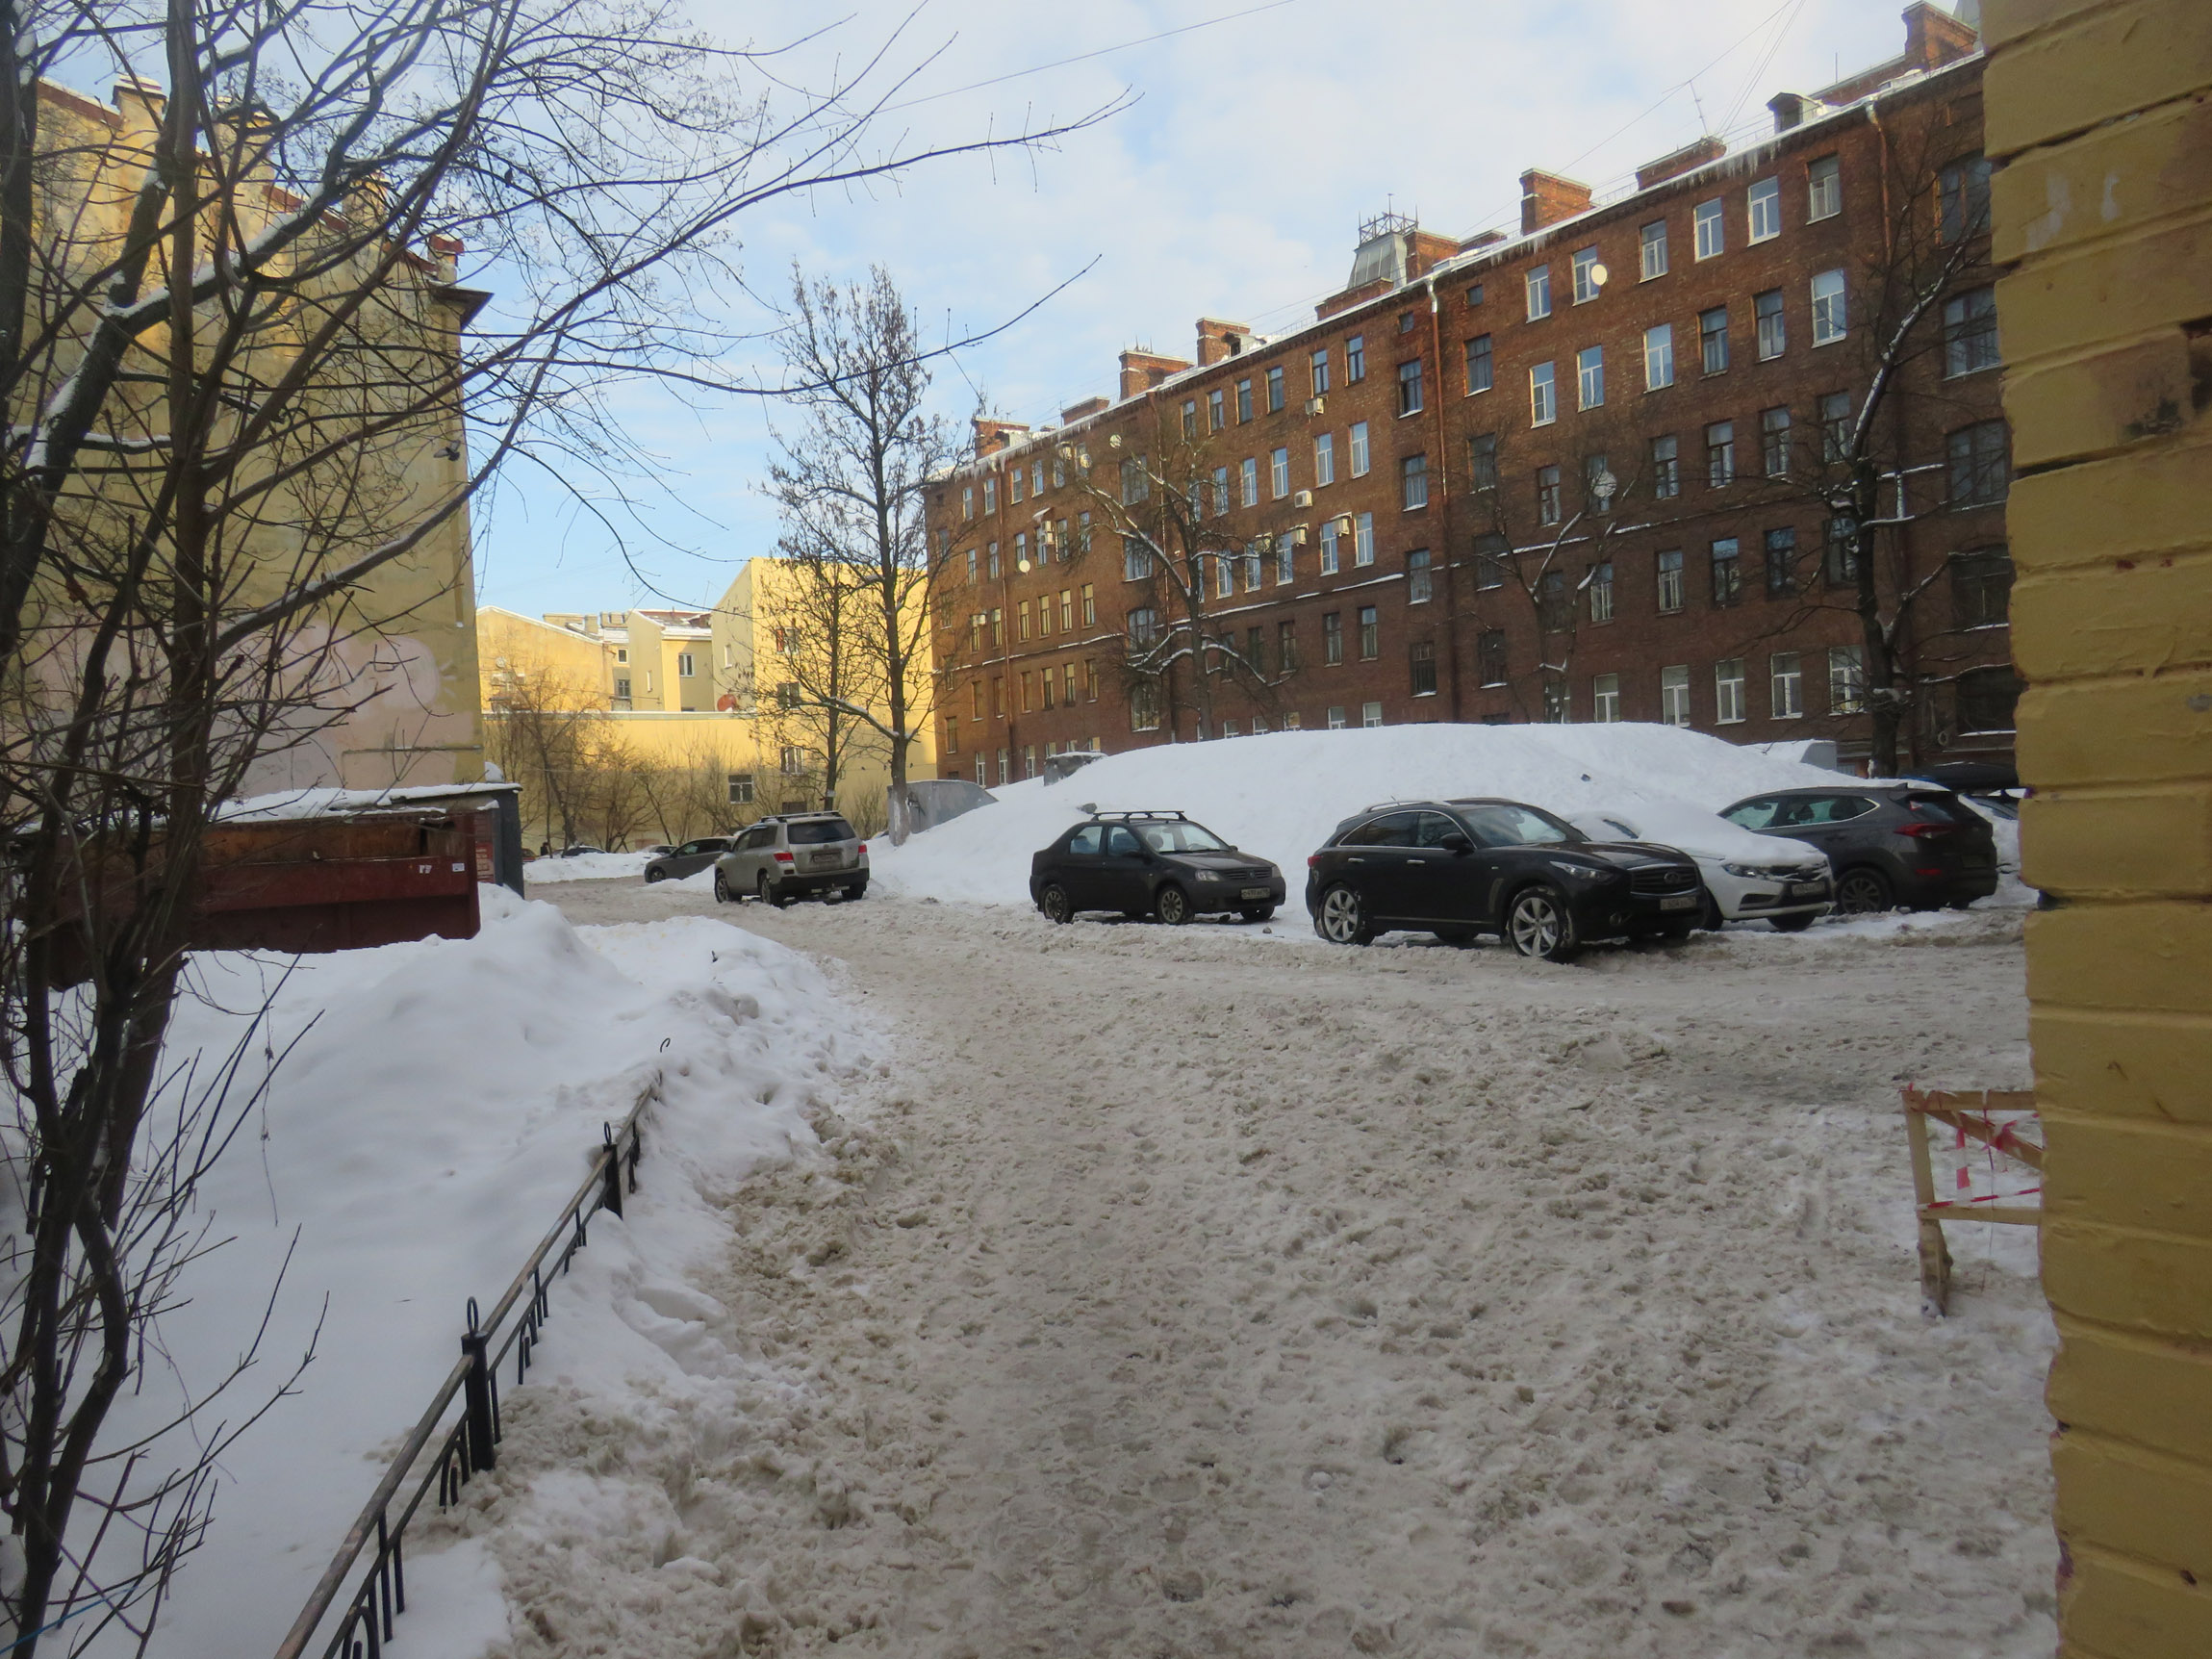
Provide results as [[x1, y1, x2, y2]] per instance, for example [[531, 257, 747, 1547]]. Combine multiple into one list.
[[1239, 904, 1277, 923], [844, 881, 868, 903], [1657, 917, 1696, 941], [711, 869, 731, 905], [1698, 888, 1725, 932], [758, 871, 790, 909], [1314, 883, 1373, 946], [1155, 883, 1191, 926], [1768, 912, 1816, 932], [644, 866, 664, 883], [1833, 867, 1894, 916], [1506, 885, 1580, 962], [1039, 882, 1073, 924]]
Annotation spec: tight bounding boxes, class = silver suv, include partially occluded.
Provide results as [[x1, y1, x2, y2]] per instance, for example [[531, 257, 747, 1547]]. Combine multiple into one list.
[[713, 813, 868, 906]]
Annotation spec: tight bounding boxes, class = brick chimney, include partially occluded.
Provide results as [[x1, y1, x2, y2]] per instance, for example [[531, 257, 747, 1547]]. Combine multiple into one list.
[[1519, 170, 1593, 234], [1635, 136, 1728, 191], [1195, 319, 1253, 367], [1458, 230, 1508, 254], [1767, 92, 1827, 132], [1118, 347, 1191, 401], [1902, 1, 1979, 67], [1060, 396, 1109, 425], [1405, 230, 1461, 280], [972, 417, 1030, 459]]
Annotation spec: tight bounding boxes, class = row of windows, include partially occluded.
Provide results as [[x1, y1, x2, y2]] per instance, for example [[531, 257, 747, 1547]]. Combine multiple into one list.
[[1475, 643, 1869, 724]]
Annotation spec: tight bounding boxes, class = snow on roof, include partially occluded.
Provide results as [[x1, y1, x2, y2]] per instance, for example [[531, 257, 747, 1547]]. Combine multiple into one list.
[[219, 781, 516, 821]]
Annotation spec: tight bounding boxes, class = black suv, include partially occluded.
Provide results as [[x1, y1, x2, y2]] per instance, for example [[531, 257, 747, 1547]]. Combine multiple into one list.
[[1717, 784, 1997, 913], [1030, 811, 1287, 925], [1305, 799, 1704, 961]]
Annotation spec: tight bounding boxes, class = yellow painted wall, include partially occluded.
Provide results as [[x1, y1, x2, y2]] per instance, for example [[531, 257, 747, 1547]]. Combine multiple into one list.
[[1983, 1, 2212, 1652]]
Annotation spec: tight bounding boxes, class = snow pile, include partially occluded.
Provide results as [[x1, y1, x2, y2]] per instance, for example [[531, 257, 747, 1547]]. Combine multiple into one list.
[[219, 781, 514, 820], [524, 850, 652, 882], [872, 725, 1850, 908], [102, 892, 879, 1658]]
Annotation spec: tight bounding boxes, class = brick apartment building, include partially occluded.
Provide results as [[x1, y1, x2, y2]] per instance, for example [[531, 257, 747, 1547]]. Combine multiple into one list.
[[925, 4, 2013, 786]]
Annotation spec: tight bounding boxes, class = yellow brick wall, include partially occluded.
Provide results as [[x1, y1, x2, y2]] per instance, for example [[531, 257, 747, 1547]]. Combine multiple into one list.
[[1983, 1, 2212, 1653]]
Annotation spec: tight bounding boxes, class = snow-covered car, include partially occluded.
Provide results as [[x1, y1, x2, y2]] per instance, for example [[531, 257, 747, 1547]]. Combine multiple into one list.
[[1571, 808, 1832, 932]]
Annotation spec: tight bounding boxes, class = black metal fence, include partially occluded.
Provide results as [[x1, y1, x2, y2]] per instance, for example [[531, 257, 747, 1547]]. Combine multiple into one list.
[[271, 1069, 662, 1659]]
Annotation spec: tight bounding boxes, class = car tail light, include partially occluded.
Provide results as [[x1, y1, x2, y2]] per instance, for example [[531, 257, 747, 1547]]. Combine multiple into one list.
[[1895, 822, 1959, 839], [774, 851, 795, 864], [857, 843, 867, 855], [1307, 855, 1321, 868]]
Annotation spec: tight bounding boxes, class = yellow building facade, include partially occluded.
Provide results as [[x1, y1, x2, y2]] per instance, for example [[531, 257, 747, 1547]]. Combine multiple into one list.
[[1985, 1, 2212, 1653]]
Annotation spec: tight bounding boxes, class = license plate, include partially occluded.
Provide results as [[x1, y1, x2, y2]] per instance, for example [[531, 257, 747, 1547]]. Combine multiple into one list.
[[1785, 881, 1825, 898], [808, 851, 840, 868], [1240, 886, 1269, 901], [1659, 894, 1697, 911]]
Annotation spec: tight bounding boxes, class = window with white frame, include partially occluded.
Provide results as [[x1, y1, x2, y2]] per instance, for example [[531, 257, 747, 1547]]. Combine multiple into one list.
[[1755, 288, 1786, 359], [1807, 154, 1841, 221], [1354, 511, 1376, 566], [677, 651, 695, 677], [1747, 177, 1781, 242], [1349, 421, 1370, 476], [1361, 701, 1384, 728], [1402, 453, 1429, 510], [1271, 447, 1290, 498], [1319, 518, 1340, 574], [1571, 246, 1602, 304], [1640, 218, 1668, 279], [1537, 464, 1563, 525], [961, 484, 974, 520], [1530, 361, 1557, 425], [727, 771, 755, 804], [1577, 345, 1605, 410], [1208, 387, 1226, 430], [1526, 266, 1552, 319], [1693, 198, 1724, 260], [1314, 432, 1335, 486], [1828, 644, 1866, 712], [1661, 664, 1691, 726], [1276, 532, 1295, 585], [1240, 456, 1259, 507], [1811, 269, 1847, 345], [984, 476, 997, 512], [1592, 674, 1620, 723], [1464, 333, 1493, 394], [1123, 537, 1153, 580], [1715, 658, 1746, 724], [1770, 651, 1803, 718], [1588, 560, 1614, 623], [1657, 549, 1684, 613], [1397, 358, 1424, 416], [1216, 552, 1233, 598], [1643, 323, 1674, 391], [1408, 548, 1432, 603], [1327, 704, 1347, 729], [1244, 544, 1263, 591], [1212, 465, 1230, 516], [1008, 465, 1023, 503]]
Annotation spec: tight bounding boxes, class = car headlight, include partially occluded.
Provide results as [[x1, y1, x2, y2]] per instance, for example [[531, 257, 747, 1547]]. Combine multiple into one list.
[[1720, 862, 1767, 880], [1197, 869, 1226, 881], [1548, 859, 1612, 881]]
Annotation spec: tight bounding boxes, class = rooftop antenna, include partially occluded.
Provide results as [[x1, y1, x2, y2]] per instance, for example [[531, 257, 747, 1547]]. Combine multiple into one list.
[[1690, 79, 1711, 133]]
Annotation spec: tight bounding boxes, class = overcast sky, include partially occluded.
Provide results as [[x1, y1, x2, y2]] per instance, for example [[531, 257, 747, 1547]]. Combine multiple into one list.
[[471, 0, 1933, 618]]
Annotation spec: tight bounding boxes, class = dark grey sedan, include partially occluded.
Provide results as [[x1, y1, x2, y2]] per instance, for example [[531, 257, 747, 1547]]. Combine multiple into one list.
[[1718, 785, 1997, 913], [643, 836, 732, 882]]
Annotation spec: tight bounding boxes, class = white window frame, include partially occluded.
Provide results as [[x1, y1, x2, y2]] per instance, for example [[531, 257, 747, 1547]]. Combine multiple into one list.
[[1829, 644, 1866, 713], [1530, 362, 1557, 426], [1361, 701, 1384, 729], [1715, 659, 1746, 725], [1571, 246, 1601, 304], [1354, 512, 1375, 567], [1240, 456, 1259, 507], [1276, 532, 1295, 585], [1693, 198, 1724, 261], [1640, 218, 1668, 280], [1592, 673, 1620, 724], [1314, 432, 1335, 486], [1270, 447, 1290, 499], [1349, 421, 1370, 477], [1320, 520, 1341, 574], [1660, 664, 1691, 727], [1643, 323, 1674, 391], [1327, 705, 1347, 730], [1577, 345, 1605, 410], [1747, 177, 1781, 243], [1526, 266, 1552, 320], [1811, 269, 1847, 345], [1402, 453, 1428, 510], [1771, 652, 1804, 719], [1807, 154, 1842, 222]]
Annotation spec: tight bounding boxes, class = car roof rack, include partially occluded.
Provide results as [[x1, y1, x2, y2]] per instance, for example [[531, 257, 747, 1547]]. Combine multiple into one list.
[[1085, 808, 1189, 822], [1359, 798, 1442, 813]]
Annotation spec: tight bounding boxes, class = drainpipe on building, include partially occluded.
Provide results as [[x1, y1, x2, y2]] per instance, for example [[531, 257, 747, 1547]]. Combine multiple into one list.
[[1423, 273, 1462, 721]]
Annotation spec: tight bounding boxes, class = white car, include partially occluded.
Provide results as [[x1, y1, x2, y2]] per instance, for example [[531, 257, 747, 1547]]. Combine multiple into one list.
[[1570, 807, 1833, 932]]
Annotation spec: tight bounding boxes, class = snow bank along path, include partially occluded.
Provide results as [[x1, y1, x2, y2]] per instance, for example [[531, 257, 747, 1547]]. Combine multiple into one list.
[[868, 725, 1859, 909], [498, 881, 2055, 1659], [98, 893, 881, 1658]]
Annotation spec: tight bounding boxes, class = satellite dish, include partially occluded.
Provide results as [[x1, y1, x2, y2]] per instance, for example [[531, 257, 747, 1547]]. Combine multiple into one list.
[[716, 693, 738, 711], [1017, 558, 1032, 574]]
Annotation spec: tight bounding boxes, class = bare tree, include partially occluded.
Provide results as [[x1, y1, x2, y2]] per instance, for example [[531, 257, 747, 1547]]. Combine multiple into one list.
[[750, 543, 882, 813], [0, 4, 1114, 1649]]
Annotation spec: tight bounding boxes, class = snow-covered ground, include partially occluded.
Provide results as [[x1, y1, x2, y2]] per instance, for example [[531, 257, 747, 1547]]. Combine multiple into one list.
[[523, 850, 655, 883], [94, 893, 880, 1658]]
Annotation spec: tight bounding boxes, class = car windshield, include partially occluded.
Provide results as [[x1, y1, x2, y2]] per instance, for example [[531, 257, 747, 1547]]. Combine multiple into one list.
[[786, 818, 856, 845], [1134, 820, 1231, 854], [1455, 804, 1583, 847]]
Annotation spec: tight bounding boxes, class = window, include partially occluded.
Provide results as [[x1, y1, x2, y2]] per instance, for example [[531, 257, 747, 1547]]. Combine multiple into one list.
[[991, 608, 1004, 646], [1402, 453, 1429, 510], [1640, 218, 1669, 280], [965, 547, 978, 583], [1953, 547, 2014, 628], [1015, 530, 1029, 573], [1829, 644, 1866, 713], [1408, 548, 1433, 603], [1019, 669, 1033, 713], [1121, 457, 1149, 503], [1077, 512, 1092, 554], [1747, 177, 1781, 243], [1661, 664, 1691, 726], [1478, 629, 1509, 686], [1538, 569, 1571, 632], [1947, 421, 2010, 506], [1410, 640, 1437, 696], [1354, 512, 1375, 566], [614, 646, 628, 664], [1957, 666, 2021, 734], [1064, 662, 1078, 706], [1034, 459, 1046, 496], [1588, 560, 1615, 623], [1466, 282, 1486, 306], [1474, 533, 1510, 590], [1530, 362, 1557, 425], [987, 541, 1002, 579], [1060, 589, 1074, 630], [962, 484, 975, 520], [1657, 549, 1685, 613], [1320, 517, 1341, 574], [1081, 583, 1095, 625], [984, 477, 997, 513], [1711, 537, 1742, 605], [1276, 532, 1295, 585], [1278, 620, 1298, 670], [1208, 388, 1226, 431], [1465, 333, 1493, 394], [1526, 266, 1552, 319], [1715, 659, 1746, 723], [1130, 682, 1161, 731], [1266, 365, 1285, 413], [1018, 597, 1031, 641], [1212, 465, 1231, 516], [1755, 289, 1786, 360], [1245, 544, 1264, 591], [1825, 516, 1859, 585], [1643, 324, 1674, 391], [1181, 398, 1198, 439], [1771, 652, 1803, 719], [1537, 464, 1563, 525], [1468, 433, 1498, 491], [1400, 309, 1419, 335], [1807, 154, 1841, 221], [1236, 378, 1254, 422], [1700, 307, 1730, 374], [1324, 611, 1343, 665], [1940, 153, 1992, 243], [1811, 269, 1847, 345], [1706, 421, 1736, 487], [1086, 657, 1099, 699], [1240, 456, 1259, 507], [1944, 288, 1999, 376], [1327, 705, 1347, 729], [1765, 526, 1797, 595], [1314, 432, 1335, 486], [776, 679, 801, 709], [1008, 466, 1024, 503], [1053, 452, 1066, 488], [781, 745, 808, 776], [724, 770, 757, 806], [1271, 447, 1290, 498], [613, 676, 631, 702], [1362, 701, 1384, 728], [1124, 537, 1153, 580], [1761, 405, 1792, 476], [1585, 452, 1615, 513], [1819, 391, 1852, 462], [1592, 674, 1620, 723], [1310, 346, 1331, 395], [1571, 246, 1602, 304], [1126, 605, 1160, 647], [1346, 333, 1365, 382], [1398, 358, 1424, 416], [1694, 198, 1724, 260], [1350, 421, 1371, 476], [1651, 434, 1680, 498], [1577, 345, 1605, 409], [1217, 551, 1234, 598]]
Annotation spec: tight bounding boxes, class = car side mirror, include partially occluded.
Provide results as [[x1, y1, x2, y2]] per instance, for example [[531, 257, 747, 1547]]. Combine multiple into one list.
[[1441, 833, 1473, 855]]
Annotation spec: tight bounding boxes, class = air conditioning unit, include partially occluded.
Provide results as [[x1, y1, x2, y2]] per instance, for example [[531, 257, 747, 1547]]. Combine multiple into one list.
[[1304, 396, 1325, 416], [1291, 523, 1309, 546], [1293, 489, 1313, 508]]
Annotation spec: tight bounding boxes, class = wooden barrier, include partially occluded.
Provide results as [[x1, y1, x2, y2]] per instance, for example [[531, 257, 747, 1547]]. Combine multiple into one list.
[[1901, 1085, 2042, 1315]]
